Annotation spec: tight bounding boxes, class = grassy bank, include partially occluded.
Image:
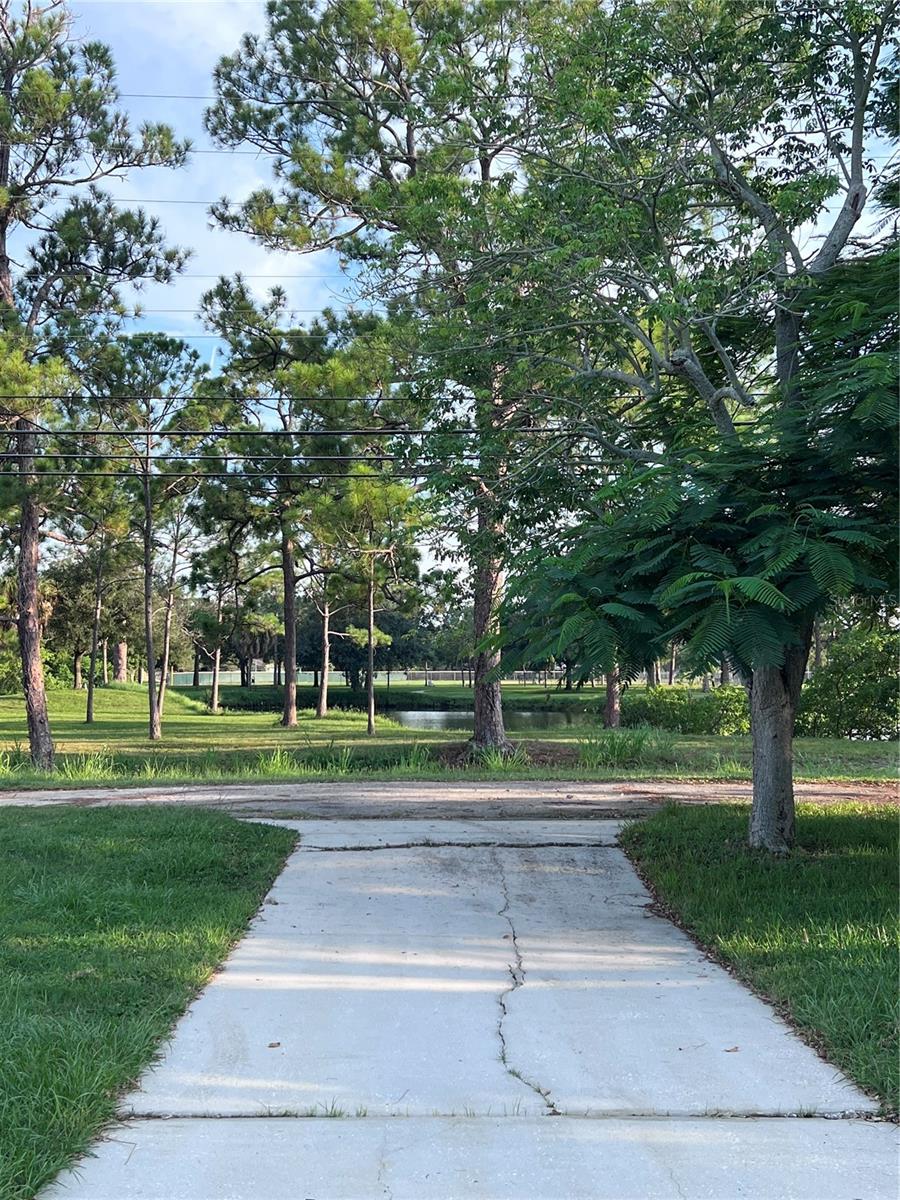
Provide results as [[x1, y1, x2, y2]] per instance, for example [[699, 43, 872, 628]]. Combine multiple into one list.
[[0, 685, 894, 788], [621, 804, 899, 1112], [0, 806, 294, 1200]]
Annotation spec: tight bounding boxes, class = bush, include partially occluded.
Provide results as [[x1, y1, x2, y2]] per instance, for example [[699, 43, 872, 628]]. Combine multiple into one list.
[[796, 626, 899, 740], [621, 685, 749, 735]]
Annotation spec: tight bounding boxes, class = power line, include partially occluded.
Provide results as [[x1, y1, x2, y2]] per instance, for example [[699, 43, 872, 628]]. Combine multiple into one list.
[[6, 423, 564, 437]]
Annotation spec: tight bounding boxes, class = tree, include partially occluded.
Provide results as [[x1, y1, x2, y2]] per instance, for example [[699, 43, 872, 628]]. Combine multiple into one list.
[[0, 0, 188, 766], [81, 334, 207, 740], [507, 242, 897, 851], [332, 467, 421, 734], [206, 0, 544, 751]]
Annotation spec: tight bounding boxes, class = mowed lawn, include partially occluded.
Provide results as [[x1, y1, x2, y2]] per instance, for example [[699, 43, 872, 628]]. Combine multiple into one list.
[[0, 806, 295, 1200], [621, 804, 899, 1112], [0, 684, 895, 786]]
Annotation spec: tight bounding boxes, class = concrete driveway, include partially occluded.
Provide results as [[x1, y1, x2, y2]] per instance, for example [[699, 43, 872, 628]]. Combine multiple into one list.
[[43, 818, 897, 1200]]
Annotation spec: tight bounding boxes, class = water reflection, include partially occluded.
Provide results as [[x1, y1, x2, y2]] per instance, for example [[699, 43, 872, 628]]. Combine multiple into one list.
[[391, 709, 583, 731]]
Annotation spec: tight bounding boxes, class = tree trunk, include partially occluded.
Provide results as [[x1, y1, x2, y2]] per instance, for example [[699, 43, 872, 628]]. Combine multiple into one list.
[[157, 519, 182, 721], [366, 568, 376, 736], [16, 423, 54, 770], [720, 657, 732, 686], [813, 620, 823, 671], [316, 591, 330, 719], [210, 592, 223, 714], [142, 463, 161, 741], [470, 499, 512, 752], [102, 638, 108, 685], [668, 644, 677, 685], [73, 652, 83, 691], [747, 632, 812, 853], [86, 545, 104, 724], [113, 641, 128, 683], [280, 521, 297, 728], [603, 666, 621, 728], [192, 648, 201, 688]]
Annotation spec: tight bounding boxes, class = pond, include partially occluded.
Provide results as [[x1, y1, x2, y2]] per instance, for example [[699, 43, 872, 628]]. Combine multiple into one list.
[[391, 709, 587, 732]]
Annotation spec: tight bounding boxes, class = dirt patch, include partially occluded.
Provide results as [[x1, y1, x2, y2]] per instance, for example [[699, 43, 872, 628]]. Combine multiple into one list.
[[436, 740, 580, 768]]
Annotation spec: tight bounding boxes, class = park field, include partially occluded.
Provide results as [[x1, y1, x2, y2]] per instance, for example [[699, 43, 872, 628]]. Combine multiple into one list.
[[0, 684, 895, 788]]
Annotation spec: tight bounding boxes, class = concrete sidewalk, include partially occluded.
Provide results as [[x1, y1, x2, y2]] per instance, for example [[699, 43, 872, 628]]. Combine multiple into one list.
[[43, 819, 897, 1200]]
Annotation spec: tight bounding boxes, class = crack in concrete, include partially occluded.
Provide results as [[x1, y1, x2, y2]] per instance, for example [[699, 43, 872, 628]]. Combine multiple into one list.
[[492, 849, 562, 1118]]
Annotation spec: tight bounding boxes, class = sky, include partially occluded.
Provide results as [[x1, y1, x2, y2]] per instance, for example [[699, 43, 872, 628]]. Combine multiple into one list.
[[67, 0, 355, 367]]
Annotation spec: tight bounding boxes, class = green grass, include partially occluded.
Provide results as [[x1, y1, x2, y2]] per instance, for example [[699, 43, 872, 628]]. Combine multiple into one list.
[[620, 804, 899, 1112], [0, 806, 295, 1200], [0, 684, 894, 788]]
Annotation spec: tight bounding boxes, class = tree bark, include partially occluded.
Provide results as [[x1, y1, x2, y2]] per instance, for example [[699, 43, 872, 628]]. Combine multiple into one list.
[[73, 652, 83, 691], [748, 629, 812, 853], [101, 638, 108, 685], [603, 665, 621, 728], [470, 495, 512, 752], [157, 517, 183, 721], [192, 648, 201, 688], [720, 657, 732, 686], [16, 422, 54, 770], [316, 589, 330, 719], [210, 590, 223, 714], [280, 520, 298, 728], [366, 566, 376, 735], [113, 641, 128, 683], [86, 544, 104, 724], [668, 644, 676, 685], [142, 460, 161, 741]]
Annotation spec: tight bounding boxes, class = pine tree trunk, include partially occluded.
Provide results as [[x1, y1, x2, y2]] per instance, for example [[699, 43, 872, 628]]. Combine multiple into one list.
[[280, 521, 297, 728], [316, 592, 330, 719], [73, 652, 83, 691], [102, 638, 108, 685], [210, 590, 222, 710], [192, 648, 200, 688], [113, 641, 128, 683], [747, 630, 812, 853], [366, 568, 376, 736], [471, 499, 511, 752], [603, 666, 621, 728], [86, 547, 104, 724], [668, 644, 676, 685], [157, 522, 182, 721], [16, 424, 54, 770], [142, 465, 161, 741]]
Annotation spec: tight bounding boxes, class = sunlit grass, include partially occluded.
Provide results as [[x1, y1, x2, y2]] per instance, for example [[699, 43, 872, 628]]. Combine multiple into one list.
[[0, 684, 894, 787], [621, 803, 899, 1111], [0, 806, 295, 1200]]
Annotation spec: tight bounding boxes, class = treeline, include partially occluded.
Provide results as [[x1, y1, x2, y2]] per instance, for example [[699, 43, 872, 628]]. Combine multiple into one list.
[[0, 1, 896, 853]]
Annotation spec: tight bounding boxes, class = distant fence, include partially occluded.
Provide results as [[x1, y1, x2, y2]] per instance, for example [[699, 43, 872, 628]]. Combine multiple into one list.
[[172, 667, 568, 688]]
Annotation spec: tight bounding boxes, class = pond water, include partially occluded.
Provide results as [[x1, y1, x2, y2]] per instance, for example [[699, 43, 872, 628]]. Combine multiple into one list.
[[391, 709, 585, 732]]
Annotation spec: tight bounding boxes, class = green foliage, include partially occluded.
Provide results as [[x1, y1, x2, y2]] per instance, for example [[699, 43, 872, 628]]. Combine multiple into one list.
[[621, 686, 750, 736], [796, 626, 900, 740]]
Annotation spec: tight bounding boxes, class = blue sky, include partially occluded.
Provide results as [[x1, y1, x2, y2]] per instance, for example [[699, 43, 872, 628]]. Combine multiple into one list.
[[68, 0, 354, 363]]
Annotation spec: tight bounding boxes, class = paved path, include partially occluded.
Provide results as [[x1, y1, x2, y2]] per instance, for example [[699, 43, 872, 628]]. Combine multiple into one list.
[[4, 777, 894, 819], [43, 819, 896, 1200]]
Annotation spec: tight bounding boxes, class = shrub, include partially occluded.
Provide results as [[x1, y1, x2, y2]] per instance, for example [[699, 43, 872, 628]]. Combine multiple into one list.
[[620, 685, 749, 735], [796, 626, 899, 740]]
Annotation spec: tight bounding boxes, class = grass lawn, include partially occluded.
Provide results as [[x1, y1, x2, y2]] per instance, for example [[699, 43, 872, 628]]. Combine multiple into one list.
[[0, 806, 295, 1200], [0, 685, 894, 788], [621, 803, 899, 1113]]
